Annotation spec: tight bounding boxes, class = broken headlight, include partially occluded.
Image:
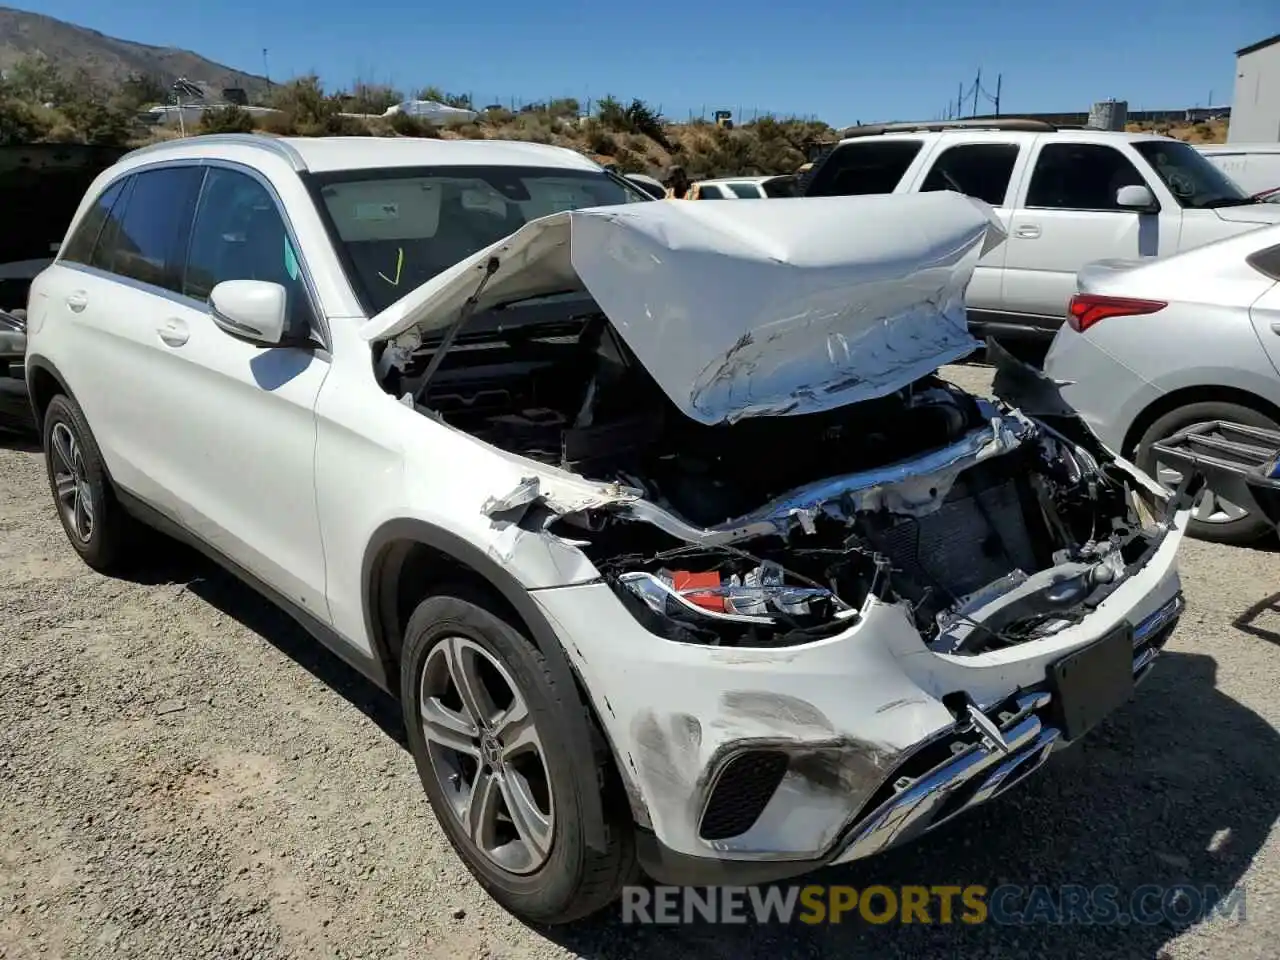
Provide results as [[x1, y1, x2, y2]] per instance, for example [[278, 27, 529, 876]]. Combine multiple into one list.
[[612, 560, 857, 646]]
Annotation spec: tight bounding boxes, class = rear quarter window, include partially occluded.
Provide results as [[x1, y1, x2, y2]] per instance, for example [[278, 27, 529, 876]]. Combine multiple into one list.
[[61, 179, 127, 266]]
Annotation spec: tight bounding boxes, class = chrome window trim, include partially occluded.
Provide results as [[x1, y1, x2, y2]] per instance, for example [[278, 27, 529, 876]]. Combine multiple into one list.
[[56, 157, 332, 352]]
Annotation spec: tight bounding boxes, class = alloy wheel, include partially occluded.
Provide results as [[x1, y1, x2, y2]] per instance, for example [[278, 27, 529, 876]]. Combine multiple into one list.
[[419, 635, 555, 874], [50, 421, 94, 542]]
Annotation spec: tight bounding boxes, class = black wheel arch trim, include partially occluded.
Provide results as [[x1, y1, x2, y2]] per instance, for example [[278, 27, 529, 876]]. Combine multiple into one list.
[[361, 517, 610, 853], [23, 353, 73, 427]]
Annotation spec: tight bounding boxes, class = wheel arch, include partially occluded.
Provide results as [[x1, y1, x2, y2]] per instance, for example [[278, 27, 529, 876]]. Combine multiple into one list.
[[1122, 384, 1280, 457], [24, 354, 73, 429], [361, 518, 614, 851]]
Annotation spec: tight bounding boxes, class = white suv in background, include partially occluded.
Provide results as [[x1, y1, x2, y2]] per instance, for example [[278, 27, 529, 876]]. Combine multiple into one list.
[[25, 134, 1188, 924], [802, 120, 1280, 347]]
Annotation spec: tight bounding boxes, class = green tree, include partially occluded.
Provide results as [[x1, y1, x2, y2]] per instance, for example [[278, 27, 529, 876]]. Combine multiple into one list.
[[198, 104, 256, 134], [1, 54, 67, 103], [0, 98, 53, 144], [344, 82, 402, 116], [116, 72, 169, 110]]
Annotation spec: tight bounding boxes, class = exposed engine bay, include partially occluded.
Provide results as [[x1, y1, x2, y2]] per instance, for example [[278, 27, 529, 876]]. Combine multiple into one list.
[[378, 303, 1169, 656]]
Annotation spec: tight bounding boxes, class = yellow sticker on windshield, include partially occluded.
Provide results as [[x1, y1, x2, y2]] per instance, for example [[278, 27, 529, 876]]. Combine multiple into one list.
[[378, 247, 404, 287]]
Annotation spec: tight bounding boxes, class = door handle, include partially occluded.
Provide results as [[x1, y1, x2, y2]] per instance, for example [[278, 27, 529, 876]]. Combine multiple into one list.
[[157, 317, 190, 347], [1015, 224, 1041, 239], [65, 291, 88, 312]]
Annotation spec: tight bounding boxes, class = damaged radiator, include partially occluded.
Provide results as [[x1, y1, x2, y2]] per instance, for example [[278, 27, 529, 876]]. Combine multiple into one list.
[[866, 472, 1040, 604]]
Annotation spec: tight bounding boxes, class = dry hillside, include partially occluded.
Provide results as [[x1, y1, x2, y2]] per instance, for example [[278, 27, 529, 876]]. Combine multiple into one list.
[[0, 6, 269, 98]]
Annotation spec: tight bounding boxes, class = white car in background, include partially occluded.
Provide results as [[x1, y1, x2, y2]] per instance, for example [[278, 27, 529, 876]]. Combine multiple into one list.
[[802, 120, 1280, 347], [1044, 225, 1280, 544], [688, 174, 797, 199], [25, 134, 1187, 924], [1196, 143, 1280, 202]]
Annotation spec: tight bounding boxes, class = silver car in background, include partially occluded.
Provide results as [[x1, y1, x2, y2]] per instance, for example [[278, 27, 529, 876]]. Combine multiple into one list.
[[1044, 225, 1280, 545]]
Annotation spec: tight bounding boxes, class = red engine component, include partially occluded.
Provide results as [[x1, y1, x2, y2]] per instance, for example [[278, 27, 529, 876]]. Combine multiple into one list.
[[670, 570, 724, 611]]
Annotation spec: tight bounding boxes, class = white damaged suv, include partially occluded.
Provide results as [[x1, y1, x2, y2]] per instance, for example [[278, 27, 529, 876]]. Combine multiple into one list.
[[25, 134, 1189, 923]]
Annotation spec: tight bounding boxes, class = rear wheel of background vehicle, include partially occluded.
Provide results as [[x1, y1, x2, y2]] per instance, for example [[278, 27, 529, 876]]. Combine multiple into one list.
[[41, 394, 138, 571], [400, 587, 636, 924], [1136, 400, 1280, 546]]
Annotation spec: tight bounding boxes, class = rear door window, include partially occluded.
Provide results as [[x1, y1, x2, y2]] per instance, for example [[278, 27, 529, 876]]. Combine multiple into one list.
[[96, 166, 204, 290], [697, 184, 727, 199], [1025, 143, 1147, 212], [727, 182, 763, 198], [804, 140, 923, 197], [920, 143, 1020, 206]]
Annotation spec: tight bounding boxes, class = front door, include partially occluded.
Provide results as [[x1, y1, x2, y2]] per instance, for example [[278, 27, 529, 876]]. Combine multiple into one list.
[[913, 138, 1029, 312], [1001, 141, 1180, 332]]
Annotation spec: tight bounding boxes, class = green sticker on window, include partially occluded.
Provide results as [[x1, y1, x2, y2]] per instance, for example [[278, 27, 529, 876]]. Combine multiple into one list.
[[284, 238, 300, 281]]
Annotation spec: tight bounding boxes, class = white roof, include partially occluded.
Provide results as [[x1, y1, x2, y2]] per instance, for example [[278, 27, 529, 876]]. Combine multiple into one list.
[[121, 134, 602, 175], [837, 128, 1177, 147], [1196, 143, 1280, 155]]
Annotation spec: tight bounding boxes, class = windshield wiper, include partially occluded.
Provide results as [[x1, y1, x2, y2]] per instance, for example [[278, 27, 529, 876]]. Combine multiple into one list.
[[491, 289, 585, 309]]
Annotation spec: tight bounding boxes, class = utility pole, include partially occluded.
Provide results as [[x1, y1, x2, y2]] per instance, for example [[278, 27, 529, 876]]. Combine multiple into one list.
[[958, 82, 964, 119], [262, 48, 271, 86], [994, 74, 1002, 117], [973, 68, 981, 117]]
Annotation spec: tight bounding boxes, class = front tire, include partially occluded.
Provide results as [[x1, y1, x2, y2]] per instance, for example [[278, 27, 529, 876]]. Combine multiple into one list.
[[400, 587, 635, 924], [41, 394, 137, 571], [1136, 400, 1280, 545]]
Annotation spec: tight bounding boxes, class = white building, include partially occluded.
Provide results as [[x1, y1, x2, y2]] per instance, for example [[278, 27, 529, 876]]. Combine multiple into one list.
[[1231, 33, 1280, 143]]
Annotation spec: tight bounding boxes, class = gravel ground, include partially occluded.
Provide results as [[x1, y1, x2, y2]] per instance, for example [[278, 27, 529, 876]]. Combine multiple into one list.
[[2, 363, 1280, 959]]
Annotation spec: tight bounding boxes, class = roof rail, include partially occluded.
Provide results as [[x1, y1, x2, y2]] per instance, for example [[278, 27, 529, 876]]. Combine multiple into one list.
[[121, 133, 308, 171], [838, 118, 1057, 139]]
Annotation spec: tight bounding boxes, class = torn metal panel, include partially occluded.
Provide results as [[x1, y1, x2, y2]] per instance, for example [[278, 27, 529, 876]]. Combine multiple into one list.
[[363, 192, 1006, 425], [615, 408, 1032, 545]]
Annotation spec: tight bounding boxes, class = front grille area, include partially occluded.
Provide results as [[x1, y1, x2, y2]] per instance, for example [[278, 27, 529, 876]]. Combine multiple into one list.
[[867, 472, 1039, 601], [698, 750, 790, 841]]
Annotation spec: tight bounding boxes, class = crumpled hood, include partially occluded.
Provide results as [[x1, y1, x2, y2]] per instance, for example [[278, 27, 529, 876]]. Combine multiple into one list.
[[361, 192, 1006, 425], [1212, 204, 1280, 226]]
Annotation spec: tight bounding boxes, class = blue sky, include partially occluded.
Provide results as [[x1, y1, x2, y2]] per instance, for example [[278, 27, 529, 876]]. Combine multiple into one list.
[[17, 0, 1279, 125]]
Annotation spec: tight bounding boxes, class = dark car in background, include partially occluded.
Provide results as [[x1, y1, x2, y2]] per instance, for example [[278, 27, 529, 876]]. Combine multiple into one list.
[[0, 143, 127, 434]]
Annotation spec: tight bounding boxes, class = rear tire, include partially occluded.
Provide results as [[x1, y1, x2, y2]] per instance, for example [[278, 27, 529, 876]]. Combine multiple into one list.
[[1136, 400, 1280, 545], [41, 394, 139, 571], [400, 586, 636, 924]]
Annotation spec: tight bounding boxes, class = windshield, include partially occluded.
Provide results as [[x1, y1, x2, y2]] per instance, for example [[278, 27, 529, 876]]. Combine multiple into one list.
[[1132, 140, 1253, 209], [310, 165, 649, 314]]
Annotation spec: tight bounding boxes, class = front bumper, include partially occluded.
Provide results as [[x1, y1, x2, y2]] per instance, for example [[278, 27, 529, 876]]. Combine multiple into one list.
[[532, 514, 1184, 883]]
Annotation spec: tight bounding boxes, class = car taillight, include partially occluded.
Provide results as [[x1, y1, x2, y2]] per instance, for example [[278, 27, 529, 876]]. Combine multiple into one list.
[[1067, 294, 1167, 333]]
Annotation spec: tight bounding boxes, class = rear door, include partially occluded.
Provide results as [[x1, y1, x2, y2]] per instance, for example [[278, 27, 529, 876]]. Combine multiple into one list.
[[1246, 245, 1280, 374], [1001, 140, 1179, 331], [50, 165, 205, 510], [912, 138, 1028, 311]]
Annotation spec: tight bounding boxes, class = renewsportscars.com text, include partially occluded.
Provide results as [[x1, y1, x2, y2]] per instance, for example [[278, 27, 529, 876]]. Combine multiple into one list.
[[621, 883, 1246, 926]]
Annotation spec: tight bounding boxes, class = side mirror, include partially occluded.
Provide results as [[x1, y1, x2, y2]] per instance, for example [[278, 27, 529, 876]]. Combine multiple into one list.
[[1116, 184, 1158, 212], [210, 280, 289, 346]]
